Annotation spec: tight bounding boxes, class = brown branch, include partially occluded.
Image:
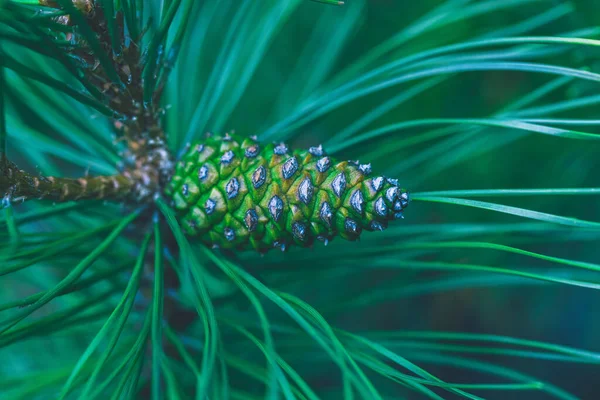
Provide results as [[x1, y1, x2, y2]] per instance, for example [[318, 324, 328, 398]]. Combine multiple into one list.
[[1, 160, 134, 203]]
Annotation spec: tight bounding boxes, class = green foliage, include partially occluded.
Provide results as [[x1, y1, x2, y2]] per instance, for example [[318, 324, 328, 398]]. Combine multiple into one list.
[[2, 0, 600, 399]]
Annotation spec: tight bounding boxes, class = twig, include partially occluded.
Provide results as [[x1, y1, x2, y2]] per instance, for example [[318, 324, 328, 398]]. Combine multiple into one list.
[[0, 160, 135, 203]]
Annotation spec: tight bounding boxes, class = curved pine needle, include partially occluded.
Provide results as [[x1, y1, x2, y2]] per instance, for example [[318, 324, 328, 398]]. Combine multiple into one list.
[[0, 211, 140, 335], [414, 188, 600, 197], [143, 0, 183, 103], [412, 196, 600, 229], [212, 258, 294, 399], [54, 0, 123, 86], [407, 352, 578, 400], [59, 232, 152, 399], [330, 118, 600, 153], [2, 56, 113, 116], [0, 260, 131, 312], [229, 264, 384, 400], [156, 197, 219, 398], [151, 219, 164, 400], [367, 331, 600, 362], [391, 241, 600, 272], [370, 259, 600, 290]]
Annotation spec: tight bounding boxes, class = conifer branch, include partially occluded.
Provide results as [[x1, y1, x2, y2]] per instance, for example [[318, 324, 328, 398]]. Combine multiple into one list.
[[1, 0, 174, 205], [1, 160, 135, 203]]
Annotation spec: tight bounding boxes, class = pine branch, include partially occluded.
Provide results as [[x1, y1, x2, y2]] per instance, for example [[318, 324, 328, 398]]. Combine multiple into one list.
[[0, 160, 134, 203], [1, 0, 175, 205]]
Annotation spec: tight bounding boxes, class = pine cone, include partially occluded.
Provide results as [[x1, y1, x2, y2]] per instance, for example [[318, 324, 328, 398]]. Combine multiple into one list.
[[166, 134, 409, 253]]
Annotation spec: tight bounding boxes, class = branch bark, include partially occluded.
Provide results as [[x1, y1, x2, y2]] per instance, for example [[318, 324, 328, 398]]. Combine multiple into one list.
[[1, 160, 134, 203]]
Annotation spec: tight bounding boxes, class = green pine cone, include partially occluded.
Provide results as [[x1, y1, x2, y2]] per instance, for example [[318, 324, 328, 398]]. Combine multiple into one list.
[[165, 134, 409, 253]]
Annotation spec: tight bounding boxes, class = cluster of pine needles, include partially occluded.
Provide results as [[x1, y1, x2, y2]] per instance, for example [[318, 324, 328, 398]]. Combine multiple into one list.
[[2, 0, 600, 399]]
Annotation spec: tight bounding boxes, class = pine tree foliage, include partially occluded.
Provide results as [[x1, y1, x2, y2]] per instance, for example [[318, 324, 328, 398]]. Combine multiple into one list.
[[1, 0, 600, 399]]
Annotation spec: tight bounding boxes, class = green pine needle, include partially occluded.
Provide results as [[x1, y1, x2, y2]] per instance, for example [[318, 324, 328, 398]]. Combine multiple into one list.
[[151, 219, 164, 400]]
